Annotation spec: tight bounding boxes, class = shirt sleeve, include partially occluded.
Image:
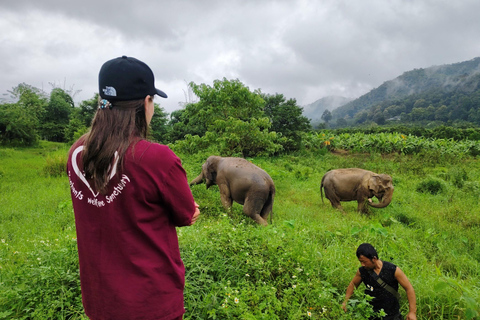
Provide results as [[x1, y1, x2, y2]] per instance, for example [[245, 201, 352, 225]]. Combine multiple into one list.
[[160, 152, 196, 227]]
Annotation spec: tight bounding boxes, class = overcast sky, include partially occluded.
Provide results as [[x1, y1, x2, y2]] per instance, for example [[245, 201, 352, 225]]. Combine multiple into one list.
[[1, 0, 479, 113]]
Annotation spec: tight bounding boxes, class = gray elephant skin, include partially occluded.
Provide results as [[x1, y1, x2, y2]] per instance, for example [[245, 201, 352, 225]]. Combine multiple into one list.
[[320, 168, 394, 213], [190, 156, 275, 226]]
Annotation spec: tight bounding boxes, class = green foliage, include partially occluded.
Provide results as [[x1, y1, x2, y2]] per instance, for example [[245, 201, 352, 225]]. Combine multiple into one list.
[[171, 133, 220, 155], [416, 178, 446, 195], [437, 166, 469, 188], [168, 79, 288, 157], [434, 266, 480, 320], [64, 117, 88, 144], [64, 95, 98, 144], [262, 93, 311, 152], [190, 78, 265, 123], [1, 139, 480, 319], [172, 117, 284, 157], [44, 153, 68, 177], [0, 234, 83, 319], [332, 125, 480, 142], [39, 88, 74, 142], [0, 103, 39, 146], [9, 83, 48, 122], [314, 130, 480, 162], [332, 57, 480, 125], [321, 109, 332, 123], [0, 83, 51, 146], [210, 117, 283, 157], [149, 104, 170, 143]]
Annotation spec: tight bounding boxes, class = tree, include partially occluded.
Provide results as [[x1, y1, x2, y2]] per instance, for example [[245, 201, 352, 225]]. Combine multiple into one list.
[[0, 84, 47, 146], [336, 118, 348, 127], [321, 109, 332, 124], [410, 107, 428, 121], [354, 110, 368, 124], [40, 88, 74, 142], [262, 93, 311, 151], [168, 107, 207, 143], [413, 99, 428, 109], [0, 103, 38, 146], [189, 78, 265, 125], [149, 104, 170, 143], [64, 94, 98, 143], [8, 83, 47, 122], [373, 112, 386, 125], [75, 94, 98, 127], [170, 78, 282, 156]]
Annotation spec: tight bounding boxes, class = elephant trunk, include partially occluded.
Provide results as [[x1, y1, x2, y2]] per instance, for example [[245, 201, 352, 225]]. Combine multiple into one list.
[[189, 173, 204, 186], [368, 188, 393, 208]]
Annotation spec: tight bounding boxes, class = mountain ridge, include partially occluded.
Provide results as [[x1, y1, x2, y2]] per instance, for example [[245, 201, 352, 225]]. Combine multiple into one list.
[[331, 57, 480, 121]]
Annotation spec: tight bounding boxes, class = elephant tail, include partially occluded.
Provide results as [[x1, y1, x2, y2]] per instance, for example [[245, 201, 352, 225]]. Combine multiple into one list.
[[320, 176, 325, 204], [263, 184, 276, 225]]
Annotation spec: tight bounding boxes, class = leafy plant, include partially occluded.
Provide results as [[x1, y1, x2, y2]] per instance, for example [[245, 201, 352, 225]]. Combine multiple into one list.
[[434, 267, 480, 320], [44, 154, 68, 177], [415, 178, 446, 195]]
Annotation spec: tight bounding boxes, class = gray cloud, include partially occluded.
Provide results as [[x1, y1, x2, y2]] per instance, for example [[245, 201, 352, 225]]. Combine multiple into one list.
[[1, 0, 480, 112]]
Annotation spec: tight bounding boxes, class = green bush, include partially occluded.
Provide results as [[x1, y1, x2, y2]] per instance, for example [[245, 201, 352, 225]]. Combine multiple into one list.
[[416, 178, 446, 195], [446, 167, 468, 188], [44, 154, 68, 177]]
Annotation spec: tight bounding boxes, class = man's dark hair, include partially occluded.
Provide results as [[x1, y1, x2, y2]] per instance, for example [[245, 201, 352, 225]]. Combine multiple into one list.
[[356, 243, 379, 260]]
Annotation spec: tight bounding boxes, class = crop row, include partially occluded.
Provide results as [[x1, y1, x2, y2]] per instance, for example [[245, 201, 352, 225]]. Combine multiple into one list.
[[303, 132, 480, 157]]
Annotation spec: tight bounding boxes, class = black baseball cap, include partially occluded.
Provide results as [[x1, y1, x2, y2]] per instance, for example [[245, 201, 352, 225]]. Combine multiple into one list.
[[99, 56, 167, 101]]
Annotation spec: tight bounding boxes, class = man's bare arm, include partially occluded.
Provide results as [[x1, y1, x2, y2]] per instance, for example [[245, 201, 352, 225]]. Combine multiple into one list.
[[395, 267, 417, 320], [342, 270, 362, 312]]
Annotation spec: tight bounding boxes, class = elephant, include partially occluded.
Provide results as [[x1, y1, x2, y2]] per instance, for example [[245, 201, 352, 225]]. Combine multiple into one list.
[[190, 156, 275, 226], [320, 168, 394, 213]]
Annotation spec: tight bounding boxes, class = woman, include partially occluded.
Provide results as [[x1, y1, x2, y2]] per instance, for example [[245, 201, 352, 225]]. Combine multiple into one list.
[[67, 56, 200, 320]]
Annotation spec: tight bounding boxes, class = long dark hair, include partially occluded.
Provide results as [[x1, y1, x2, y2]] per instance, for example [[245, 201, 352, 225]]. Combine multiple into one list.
[[81, 98, 149, 194]]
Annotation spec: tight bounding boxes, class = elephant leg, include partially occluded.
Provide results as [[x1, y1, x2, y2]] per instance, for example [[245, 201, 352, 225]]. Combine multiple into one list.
[[326, 195, 344, 212], [260, 200, 273, 220], [218, 184, 233, 211], [324, 189, 343, 211], [243, 197, 268, 226], [357, 199, 369, 214]]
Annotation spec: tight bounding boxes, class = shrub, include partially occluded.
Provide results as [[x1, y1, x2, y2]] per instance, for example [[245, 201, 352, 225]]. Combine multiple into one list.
[[416, 178, 446, 195], [446, 167, 468, 188], [44, 154, 67, 177]]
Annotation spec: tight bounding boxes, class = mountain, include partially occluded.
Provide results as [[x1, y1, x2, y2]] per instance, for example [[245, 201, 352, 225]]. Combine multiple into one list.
[[331, 57, 480, 121], [302, 96, 352, 123]]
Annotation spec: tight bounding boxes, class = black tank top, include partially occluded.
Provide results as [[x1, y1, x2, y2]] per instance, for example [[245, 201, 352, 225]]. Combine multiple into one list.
[[359, 261, 400, 318]]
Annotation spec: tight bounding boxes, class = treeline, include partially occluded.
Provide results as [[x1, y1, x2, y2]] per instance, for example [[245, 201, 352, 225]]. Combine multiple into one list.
[[0, 79, 311, 157], [4, 78, 480, 156]]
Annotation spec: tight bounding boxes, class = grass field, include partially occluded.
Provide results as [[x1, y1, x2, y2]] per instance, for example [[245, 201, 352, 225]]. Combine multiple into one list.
[[0, 141, 479, 319]]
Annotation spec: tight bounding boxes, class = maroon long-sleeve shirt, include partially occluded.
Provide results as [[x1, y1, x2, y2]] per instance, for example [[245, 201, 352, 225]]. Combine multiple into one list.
[[67, 139, 196, 320]]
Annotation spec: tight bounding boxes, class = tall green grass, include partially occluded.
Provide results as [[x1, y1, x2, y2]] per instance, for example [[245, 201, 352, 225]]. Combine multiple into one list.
[[0, 142, 479, 319]]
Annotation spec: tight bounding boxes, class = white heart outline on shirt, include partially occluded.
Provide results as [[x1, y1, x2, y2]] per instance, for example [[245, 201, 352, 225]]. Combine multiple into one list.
[[71, 146, 119, 198]]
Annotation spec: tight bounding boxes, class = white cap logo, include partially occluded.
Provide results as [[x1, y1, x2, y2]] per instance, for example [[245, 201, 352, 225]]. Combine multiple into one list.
[[102, 86, 117, 97]]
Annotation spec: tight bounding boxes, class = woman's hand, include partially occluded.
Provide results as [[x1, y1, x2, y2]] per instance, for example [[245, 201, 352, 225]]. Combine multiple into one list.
[[189, 202, 200, 225]]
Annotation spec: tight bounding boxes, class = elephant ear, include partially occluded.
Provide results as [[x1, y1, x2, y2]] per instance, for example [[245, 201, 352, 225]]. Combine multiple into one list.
[[369, 175, 382, 193], [205, 158, 217, 182]]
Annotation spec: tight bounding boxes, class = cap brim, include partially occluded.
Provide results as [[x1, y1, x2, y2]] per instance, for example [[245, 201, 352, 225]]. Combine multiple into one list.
[[156, 88, 168, 98]]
